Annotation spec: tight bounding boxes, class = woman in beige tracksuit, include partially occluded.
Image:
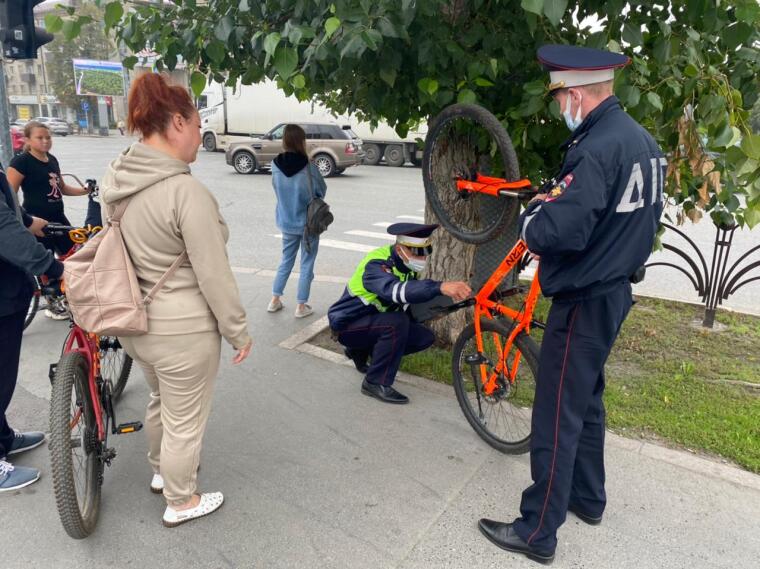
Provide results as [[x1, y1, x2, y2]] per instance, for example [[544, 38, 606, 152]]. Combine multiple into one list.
[[101, 73, 252, 527]]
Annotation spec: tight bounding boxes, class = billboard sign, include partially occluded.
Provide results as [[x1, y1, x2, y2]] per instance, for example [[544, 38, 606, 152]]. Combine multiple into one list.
[[73, 59, 124, 97]]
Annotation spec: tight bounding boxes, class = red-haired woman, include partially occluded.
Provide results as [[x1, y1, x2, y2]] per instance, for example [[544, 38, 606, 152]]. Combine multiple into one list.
[[101, 73, 252, 527]]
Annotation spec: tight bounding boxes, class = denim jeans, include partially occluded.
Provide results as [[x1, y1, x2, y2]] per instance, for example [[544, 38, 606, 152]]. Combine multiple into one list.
[[272, 232, 319, 303]]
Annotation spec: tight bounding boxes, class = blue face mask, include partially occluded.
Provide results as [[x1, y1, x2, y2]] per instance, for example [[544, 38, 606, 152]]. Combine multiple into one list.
[[562, 92, 583, 131]]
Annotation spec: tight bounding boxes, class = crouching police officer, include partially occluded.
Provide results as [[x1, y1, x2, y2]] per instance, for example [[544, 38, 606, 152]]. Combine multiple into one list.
[[478, 45, 664, 564], [328, 223, 471, 404]]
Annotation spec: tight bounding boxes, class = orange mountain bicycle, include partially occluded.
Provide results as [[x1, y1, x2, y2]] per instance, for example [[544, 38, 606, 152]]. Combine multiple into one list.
[[44, 224, 140, 539], [421, 103, 549, 455]]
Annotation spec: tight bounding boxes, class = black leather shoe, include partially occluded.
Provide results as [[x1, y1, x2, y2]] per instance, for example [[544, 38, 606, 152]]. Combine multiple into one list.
[[361, 380, 409, 404], [568, 505, 603, 526], [344, 348, 369, 374], [478, 519, 555, 565]]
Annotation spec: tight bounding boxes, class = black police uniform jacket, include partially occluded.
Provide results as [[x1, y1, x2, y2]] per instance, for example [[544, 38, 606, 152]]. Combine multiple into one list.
[[520, 96, 665, 298], [328, 246, 441, 331], [0, 165, 58, 317]]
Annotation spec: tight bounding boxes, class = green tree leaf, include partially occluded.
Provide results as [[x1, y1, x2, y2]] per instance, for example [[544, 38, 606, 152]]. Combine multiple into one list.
[[520, 0, 544, 16], [457, 88, 477, 104], [122, 55, 138, 69], [646, 91, 663, 111], [44, 14, 63, 33], [475, 77, 495, 87], [292, 74, 306, 89], [104, 3, 123, 29], [190, 71, 206, 97], [741, 133, 760, 160], [325, 17, 341, 38], [239, 0, 250, 13], [380, 67, 397, 87], [543, 0, 568, 26], [264, 32, 281, 56], [205, 41, 226, 63], [273, 46, 298, 78], [622, 23, 644, 46], [417, 77, 439, 95], [215, 16, 235, 42]]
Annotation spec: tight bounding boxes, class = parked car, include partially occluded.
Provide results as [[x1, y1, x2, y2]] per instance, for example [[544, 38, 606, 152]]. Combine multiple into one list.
[[32, 116, 70, 136], [11, 118, 28, 128], [10, 125, 24, 155], [225, 122, 364, 177]]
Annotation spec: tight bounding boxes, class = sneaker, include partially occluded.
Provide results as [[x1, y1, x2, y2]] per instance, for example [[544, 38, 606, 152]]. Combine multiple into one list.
[[162, 492, 224, 528], [7, 431, 46, 456], [267, 298, 283, 313], [294, 304, 314, 318], [0, 460, 41, 492], [44, 308, 70, 320], [150, 473, 164, 494]]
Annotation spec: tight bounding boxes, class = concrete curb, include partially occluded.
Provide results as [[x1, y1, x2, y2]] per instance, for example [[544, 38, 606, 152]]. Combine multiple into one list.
[[280, 318, 760, 493]]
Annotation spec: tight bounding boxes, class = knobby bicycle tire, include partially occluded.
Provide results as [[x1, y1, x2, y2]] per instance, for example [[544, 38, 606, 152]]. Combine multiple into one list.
[[49, 352, 103, 539], [24, 290, 40, 330], [422, 103, 521, 244], [452, 318, 539, 454], [102, 337, 132, 402]]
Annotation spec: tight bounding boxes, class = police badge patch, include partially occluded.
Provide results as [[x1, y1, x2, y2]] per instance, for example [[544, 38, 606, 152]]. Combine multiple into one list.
[[546, 173, 574, 202]]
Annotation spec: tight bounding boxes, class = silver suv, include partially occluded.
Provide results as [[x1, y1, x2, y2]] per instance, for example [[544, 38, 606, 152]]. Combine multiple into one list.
[[32, 116, 70, 136], [226, 122, 364, 177]]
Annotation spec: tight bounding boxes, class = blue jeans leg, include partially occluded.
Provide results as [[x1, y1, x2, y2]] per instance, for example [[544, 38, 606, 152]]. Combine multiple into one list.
[[297, 236, 319, 304], [272, 232, 301, 297]]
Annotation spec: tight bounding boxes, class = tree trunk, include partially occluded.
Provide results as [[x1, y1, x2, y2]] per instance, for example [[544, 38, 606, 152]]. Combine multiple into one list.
[[422, 137, 520, 347]]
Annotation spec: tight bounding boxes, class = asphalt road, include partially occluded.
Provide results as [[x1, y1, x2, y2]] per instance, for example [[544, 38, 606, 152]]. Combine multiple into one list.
[[52, 134, 760, 317]]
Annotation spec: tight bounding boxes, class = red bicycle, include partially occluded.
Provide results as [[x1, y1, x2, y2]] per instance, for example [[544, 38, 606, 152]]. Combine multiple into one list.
[[45, 225, 140, 539]]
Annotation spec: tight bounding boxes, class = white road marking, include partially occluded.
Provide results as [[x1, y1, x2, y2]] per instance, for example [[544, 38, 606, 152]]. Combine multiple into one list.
[[344, 230, 395, 241], [396, 215, 425, 221], [270, 234, 374, 253]]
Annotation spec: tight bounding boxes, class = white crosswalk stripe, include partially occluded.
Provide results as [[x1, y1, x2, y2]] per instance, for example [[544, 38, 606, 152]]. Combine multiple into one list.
[[345, 230, 395, 241], [271, 234, 375, 253], [396, 215, 425, 221]]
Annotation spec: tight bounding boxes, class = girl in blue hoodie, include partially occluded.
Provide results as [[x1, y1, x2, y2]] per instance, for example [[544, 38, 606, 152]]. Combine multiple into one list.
[[268, 124, 327, 318]]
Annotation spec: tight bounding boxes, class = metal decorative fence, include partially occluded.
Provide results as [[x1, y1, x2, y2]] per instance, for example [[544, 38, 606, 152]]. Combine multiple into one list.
[[646, 222, 760, 327]]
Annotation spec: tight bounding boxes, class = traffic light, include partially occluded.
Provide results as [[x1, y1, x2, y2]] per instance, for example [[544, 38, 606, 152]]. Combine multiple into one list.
[[0, 0, 54, 60]]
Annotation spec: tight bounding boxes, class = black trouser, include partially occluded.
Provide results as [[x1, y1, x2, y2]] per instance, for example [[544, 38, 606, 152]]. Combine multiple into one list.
[[336, 311, 435, 386], [512, 282, 632, 553], [0, 309, 28, 459]]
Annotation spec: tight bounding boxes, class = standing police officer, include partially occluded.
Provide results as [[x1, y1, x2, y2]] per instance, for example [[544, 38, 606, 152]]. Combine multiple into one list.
[[478, 45, 665, 564], [328, 223, 471, 404]]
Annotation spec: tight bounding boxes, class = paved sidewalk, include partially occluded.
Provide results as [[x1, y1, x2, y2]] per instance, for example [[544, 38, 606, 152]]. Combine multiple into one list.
[[3, 274, 759, 569]]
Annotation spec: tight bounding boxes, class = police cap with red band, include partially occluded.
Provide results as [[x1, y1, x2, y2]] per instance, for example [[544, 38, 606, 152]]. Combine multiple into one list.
[[538, 44, 630, 93]]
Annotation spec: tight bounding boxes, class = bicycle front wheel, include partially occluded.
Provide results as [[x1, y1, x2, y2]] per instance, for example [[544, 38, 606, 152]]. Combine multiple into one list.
[[49, 352, 103, 539], [99, 336, 132, 401], [452, 318, 539, 454], [423, 103, 520, 244], [24, 279, 41, 330]]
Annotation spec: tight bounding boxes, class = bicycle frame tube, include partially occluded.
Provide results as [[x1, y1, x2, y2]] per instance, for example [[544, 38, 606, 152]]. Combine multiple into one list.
[[64, 327, 105, 440], [472, 239, 542, 396]]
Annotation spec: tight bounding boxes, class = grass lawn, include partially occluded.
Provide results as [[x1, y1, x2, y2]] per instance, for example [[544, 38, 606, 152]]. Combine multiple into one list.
[[313, 296, 760, 473]]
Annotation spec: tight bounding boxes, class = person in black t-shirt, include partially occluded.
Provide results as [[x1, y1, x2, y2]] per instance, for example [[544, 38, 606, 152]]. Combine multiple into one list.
[[7, 121, 89, 256]]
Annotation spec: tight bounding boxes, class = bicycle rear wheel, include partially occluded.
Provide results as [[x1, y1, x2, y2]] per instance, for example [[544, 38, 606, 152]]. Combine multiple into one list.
[[49, 352, 103, 539], [423, 103, 520, 244], [99, 337, 132, 401], [452, 318, 538, 454]]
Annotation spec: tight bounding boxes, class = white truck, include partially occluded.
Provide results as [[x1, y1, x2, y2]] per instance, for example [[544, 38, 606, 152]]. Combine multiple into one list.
[[198, 80, 426, 167]]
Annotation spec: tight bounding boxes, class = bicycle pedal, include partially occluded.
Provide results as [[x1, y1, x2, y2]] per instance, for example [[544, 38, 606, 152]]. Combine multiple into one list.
[[116, 422, 143, 434]]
